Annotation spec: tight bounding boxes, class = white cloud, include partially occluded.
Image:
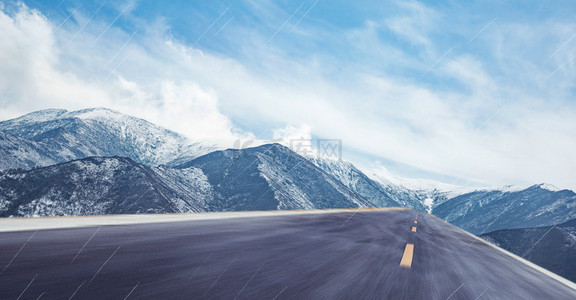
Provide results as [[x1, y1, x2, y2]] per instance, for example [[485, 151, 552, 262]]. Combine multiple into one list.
[[384, 0, 438, 48], [273, 124, 312, 142], [272, 124, 314, 155], [1, 2, 576, 191], [442, 55, 495, 96], [0, 4, 241, 144], [0, 4, 110, 116]]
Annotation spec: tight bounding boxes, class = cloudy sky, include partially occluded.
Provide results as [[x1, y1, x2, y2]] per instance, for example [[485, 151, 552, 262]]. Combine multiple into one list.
[[1, 0, 575, 189]]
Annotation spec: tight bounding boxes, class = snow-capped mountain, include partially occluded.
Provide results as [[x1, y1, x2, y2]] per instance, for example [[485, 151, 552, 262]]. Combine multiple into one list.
[[433, 184, 576, 234], [309, 157, 477, 213], [0, 108, 217, 169], [0, 131, 60, 170], [1, 107, 575, 239], [0, 144, 376, 217], [175, 144, 373, 211], [480, 218, 576, 282], [309, 157, 426, 210], [363, 169, 477, 212], [0, 156, 212, 217]]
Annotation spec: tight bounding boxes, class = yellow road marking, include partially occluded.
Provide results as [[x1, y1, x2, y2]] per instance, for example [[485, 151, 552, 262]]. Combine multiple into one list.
[[399, 243, 414, 268], [414, 220, 417, 224], [411, 226, 417, 232]]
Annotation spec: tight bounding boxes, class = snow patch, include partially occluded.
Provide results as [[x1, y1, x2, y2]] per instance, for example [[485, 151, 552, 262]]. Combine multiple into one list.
[[538, 183, 562, 192], [423, 198, 434, 213]]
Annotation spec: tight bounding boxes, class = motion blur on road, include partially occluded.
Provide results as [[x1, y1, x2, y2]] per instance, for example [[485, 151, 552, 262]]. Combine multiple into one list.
[[1, 209, 575, 299]]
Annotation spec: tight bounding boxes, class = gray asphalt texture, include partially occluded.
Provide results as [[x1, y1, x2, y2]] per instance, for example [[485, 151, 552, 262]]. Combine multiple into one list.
[[1, 209, 575, 299]]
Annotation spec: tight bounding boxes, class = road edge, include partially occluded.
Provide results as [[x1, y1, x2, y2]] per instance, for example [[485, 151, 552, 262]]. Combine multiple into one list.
[[0, 207, 407, 233]]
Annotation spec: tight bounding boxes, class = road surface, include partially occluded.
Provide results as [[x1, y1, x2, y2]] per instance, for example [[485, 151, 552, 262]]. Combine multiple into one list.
[[1, 209, 575, 299]]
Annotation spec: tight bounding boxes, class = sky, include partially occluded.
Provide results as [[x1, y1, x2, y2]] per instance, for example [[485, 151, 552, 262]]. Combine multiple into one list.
[[0, 0, 576, 189]]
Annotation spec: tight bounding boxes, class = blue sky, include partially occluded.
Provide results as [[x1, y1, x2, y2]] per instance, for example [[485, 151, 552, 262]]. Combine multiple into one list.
[[1, 0, 576, 189]]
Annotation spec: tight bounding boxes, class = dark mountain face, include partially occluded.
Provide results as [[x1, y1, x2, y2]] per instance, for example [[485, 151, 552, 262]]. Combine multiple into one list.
[[176, 143, 372, 211], [480, 218, 576, 282], [433, 185, 576, 234], [0, 156, 208, 217], [0, 144, 374, 217]]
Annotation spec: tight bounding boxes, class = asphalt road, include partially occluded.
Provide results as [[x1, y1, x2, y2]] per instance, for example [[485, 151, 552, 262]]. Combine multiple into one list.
[[1, 209, 575, 299]]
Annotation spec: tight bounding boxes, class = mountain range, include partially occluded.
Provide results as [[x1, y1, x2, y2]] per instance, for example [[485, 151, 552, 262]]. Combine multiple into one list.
[[3, 107, 576, 281], [1, 107, 575, 235], [0, 144, 373, 217], [434, 184, 576, 234]]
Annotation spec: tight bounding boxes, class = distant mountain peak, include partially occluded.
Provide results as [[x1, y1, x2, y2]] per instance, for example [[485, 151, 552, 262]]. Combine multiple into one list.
[[176, 143, 295, 170], [0, 107, 219, 168], [533, 183, 562, 192], [172, 142, 372, 211], [74, 107, 115, 113], [70, 107, 133, 121], [216, 143, 294, 159], [496, 183, 564, 193], [5, 107, 139, 124], [434, 182, 576, 234], [480, 184, 527, 193], [1, 107, 130, 128], [247, 142, 284, 151]]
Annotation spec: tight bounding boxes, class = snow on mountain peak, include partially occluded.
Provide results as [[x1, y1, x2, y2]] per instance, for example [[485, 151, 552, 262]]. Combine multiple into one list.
[[485, 184, 528, 193], [0, 108, 219, 166], [7, 108, 68, 124], [1, 107, 129, 129], [536, 183, 562, 192], [71, 107, 126, 121], [364, 167, 476, 197], [472, 183, 564, 193]]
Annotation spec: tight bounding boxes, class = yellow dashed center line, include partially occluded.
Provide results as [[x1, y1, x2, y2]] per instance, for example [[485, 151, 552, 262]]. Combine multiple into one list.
[[399, 243, 414, 268], [411, 226, 417, 232], [414, 220, 417, 224]]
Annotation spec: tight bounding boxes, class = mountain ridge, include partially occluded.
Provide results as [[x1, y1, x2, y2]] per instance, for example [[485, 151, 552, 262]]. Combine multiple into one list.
[[434, 184, 576, 234], [0, 144, 376, 217], [0, 107, 218, 169], [1, 108, 575, 234]]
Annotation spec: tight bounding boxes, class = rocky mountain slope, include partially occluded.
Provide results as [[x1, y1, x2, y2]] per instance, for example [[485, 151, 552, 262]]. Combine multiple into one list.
[[433, 184, 576, 234], [0, 144, 375, 217], [309, 157, 424, 210], [0, 108, 216, 170], [480, 218, 576, 282], [0, 131, 61, 170], [175, 144, 373, 211], [0, 156, 210, 216]]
